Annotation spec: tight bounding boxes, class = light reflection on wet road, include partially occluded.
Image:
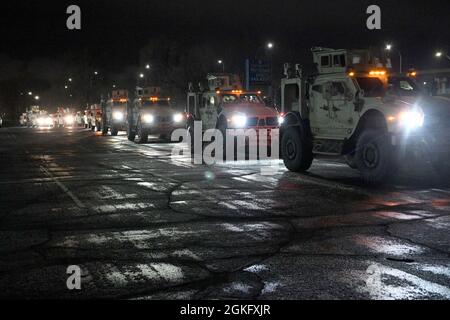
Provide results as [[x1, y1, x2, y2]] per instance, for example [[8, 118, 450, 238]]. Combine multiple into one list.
[[0, 127, 449, 299]]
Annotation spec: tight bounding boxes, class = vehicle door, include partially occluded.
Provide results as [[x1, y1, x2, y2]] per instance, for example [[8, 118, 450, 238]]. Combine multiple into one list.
[[327, 78, 360, 138], [308, 80, 332, 137], [201, 93, 218, 130]]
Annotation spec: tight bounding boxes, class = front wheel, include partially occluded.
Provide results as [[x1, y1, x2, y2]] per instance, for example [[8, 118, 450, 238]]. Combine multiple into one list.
[[101, 115, 108, 135], [111, 125, 119, 136], [281, 126, 313, 172], [136, 122, 148, 143], [355, 129, 397, 184], [127, 124, 136, 141]]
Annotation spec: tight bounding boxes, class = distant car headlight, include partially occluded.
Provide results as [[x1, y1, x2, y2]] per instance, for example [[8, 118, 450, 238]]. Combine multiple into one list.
[[142, 114, 154, 123], [399, 110, 424, 128], [230, 114, 247, 128], [173, 113, 184, 123], [112, 111, 124, 121], [64, 115, 74, 125], [278, 116, 285, 125]]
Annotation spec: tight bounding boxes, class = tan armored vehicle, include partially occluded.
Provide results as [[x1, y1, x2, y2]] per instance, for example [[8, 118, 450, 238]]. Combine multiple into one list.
[[126, 87, 186, 143], [280, 47, 450, 183], [186, 73, 281, 152]]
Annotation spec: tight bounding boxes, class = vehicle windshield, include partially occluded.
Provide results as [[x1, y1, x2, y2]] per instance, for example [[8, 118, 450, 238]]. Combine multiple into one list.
[[221, 93, 262, 104], [113, 101, 127, 107], [142, 100, 169, 107], [388, 77, 423, 96], [355, 77, 385, 97]]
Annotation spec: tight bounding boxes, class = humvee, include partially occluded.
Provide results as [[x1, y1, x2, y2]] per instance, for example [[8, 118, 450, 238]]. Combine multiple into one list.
[[186, 73, 281, 153], [126, 87, 185, 143], [101, 90, 130, 136], [280, 47, 449, 183]]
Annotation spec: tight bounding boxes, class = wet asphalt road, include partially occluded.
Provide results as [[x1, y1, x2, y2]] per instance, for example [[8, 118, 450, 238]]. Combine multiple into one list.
[[0, 126, 449, 300]]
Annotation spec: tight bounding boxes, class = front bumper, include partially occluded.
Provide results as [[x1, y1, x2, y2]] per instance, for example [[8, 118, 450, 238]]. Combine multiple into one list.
[[392, 127, 450, 155], [141, 122, 185, 134]]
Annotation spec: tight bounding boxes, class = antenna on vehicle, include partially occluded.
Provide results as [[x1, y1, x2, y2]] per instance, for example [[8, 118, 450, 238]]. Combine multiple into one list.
[[295, 64, 302, 77], [283, 63, 291, 78]]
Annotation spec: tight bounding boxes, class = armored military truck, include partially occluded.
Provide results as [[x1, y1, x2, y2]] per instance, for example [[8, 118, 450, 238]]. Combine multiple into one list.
[[186, 73, 281, 154], [101, 90, 130, 136], [279, 47, 450, 183], [126, 87, 185, 143]]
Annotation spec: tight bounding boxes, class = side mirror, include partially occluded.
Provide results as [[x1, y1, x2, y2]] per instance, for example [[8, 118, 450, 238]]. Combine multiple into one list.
[[353, 90, 364, 112]]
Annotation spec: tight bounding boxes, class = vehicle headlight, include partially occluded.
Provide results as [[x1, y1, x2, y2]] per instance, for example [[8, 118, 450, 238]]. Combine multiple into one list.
[[43, 117, 53, 125], [230, 114, 247, 128], [173, 113, 184, 123], [142, 114, 154, 123], [112, 111, 124, 121], [399, 110, 424, 128], [64, 115, 74, 124], [278, 116, 285, 125]]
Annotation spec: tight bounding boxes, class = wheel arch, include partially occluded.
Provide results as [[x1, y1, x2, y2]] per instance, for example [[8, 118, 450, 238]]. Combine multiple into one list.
[[280, 111, 312, 142], [344, 109, 388, 154]]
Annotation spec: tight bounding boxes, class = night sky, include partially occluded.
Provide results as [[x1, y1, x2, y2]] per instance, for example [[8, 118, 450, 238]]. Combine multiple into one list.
[[0, 0, 449, 116], [2, 0, 449, 69]]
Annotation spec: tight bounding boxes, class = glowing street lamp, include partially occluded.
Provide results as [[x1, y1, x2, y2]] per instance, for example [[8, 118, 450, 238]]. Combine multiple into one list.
[[435, 51, 450, 61], [267, 42, 274, 49], [385, 43, 402, 73], [145, 64, 150, 69], [34, 95, 40, 101], [28, 92, 32, 96], [217, 59, 224, 72]]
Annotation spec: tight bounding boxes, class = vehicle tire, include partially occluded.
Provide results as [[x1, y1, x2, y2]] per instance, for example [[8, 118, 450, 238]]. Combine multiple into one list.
[[136, 122, 148, 143], [101, 115, 108, 135], [281, 126, 313, 172], [127, 125, 136, 141], [91, 123, 95, 131], [111, 126, 119, 136], [355, 129, 396, 184]]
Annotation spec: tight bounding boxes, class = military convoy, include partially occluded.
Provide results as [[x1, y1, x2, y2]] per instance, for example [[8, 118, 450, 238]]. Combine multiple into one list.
[[186, 73, 281, 154], [15, 46, 449, 184], [279, 47, 450, 183]]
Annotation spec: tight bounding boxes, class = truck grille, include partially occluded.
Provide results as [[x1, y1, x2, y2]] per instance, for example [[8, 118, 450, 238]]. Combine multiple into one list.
[[246, 117, 278, 127], [155, 116, 171, 123]]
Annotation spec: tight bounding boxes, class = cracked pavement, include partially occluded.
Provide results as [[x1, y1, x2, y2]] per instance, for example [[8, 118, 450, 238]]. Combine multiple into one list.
[[0, 127, 449, 299]]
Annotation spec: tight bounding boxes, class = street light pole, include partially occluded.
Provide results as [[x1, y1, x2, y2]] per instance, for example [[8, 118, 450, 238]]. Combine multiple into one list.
[[217, 60, 224, 72], [435, 51, 450, 62], [386, 44, 402, 73]]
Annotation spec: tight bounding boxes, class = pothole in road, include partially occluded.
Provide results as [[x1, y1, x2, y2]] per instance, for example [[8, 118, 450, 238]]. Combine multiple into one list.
[[386, 257, 415, 263]]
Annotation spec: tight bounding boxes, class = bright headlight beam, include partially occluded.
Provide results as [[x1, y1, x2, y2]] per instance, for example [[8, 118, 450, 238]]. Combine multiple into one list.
[[112, 111, 124, 121], [399, 110, 424, 128], [231, 114, 247, 128], [142, 114, 154, 123], [173, 113, 183, 123], [64, 115, 74, 125]]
